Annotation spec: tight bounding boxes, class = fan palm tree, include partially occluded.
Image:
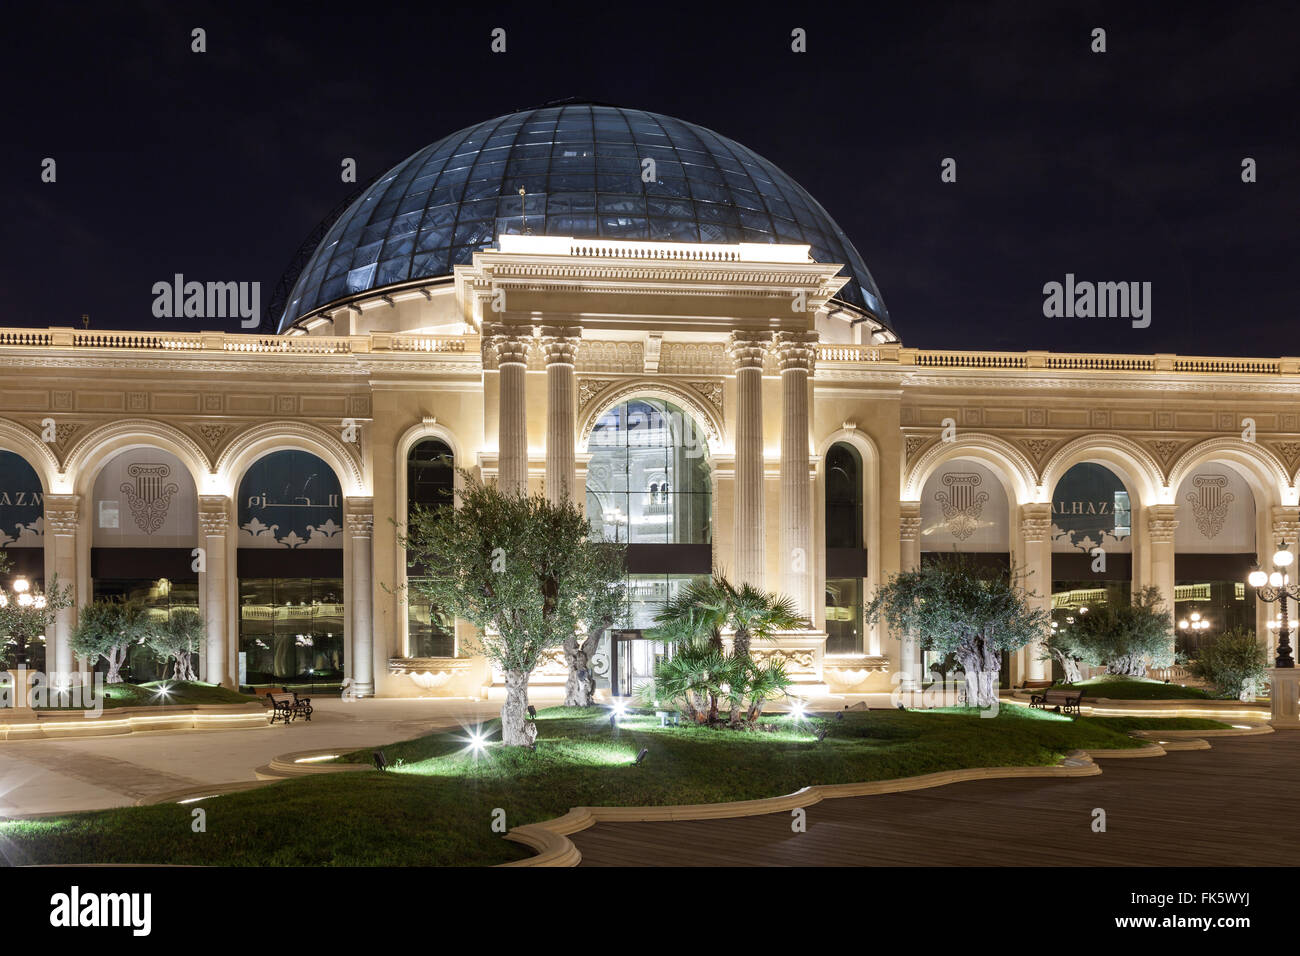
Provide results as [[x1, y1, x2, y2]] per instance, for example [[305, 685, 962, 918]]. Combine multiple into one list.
[[717, 578, 802, 726]]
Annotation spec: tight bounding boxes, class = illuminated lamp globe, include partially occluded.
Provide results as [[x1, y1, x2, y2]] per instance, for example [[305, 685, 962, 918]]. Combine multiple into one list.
[[34, 596, 46, 609], [1270, 571, 1285, 587], [17, 593, 32, 607], [1249, 569, 1268, 588], [12, 577, 29, 594], [1178, 619, 1189, 630], [1275, 549, 1294, 568]]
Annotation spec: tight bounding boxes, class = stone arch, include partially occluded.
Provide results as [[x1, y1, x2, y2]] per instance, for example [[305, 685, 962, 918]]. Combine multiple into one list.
[[1040, 435, 1163, 507], [0, 418, 60, 493], [1166, 437, 1288, 510], [216, 422, 366, 497], [65, 419, 209, 499], [576, 381, 724, 455], [904, 433, 1036, 506], [816, 427, 883, 652]]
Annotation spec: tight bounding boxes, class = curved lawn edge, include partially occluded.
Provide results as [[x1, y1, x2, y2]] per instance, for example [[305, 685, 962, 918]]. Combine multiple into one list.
[[499, 724, 1273, 867]]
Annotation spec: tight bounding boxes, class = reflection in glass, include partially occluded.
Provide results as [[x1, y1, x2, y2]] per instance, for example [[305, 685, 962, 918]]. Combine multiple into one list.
[[238, 578, 345, 688]]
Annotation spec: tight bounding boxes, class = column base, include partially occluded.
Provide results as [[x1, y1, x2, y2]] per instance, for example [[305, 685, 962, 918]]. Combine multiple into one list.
[[1270, 667, 1300, 728]]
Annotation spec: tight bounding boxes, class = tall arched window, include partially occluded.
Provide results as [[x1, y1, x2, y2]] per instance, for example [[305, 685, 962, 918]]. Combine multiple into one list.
[[824, 442, 865, 654], [406, 438, 456, 657]]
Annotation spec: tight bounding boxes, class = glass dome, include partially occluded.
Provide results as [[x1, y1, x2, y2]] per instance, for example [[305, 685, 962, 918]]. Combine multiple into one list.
[[279, 103, 892, 333]]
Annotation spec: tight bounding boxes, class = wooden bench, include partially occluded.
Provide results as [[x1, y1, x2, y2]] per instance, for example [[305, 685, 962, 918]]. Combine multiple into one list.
[[1029, 688, 1085, 717], [263, 687, 313, 725]]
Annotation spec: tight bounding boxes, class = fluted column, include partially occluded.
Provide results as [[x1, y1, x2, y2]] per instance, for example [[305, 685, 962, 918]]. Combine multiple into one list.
[[775, 331, 817, 618], [346, 498, 375, 698], [1019, 503, 1053, 684], [728, 331, 767, 588], [486, 325, 531, 497], [1146, 504, 1179, 648], [198, 495, 231, 687], [43, 495, 80, 688], [541, 326, 581, 503], [898, 501, 923, 690]]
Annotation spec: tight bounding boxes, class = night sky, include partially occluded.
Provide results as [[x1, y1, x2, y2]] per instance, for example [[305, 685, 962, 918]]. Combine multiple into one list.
[[3, 0, 1296, 355]]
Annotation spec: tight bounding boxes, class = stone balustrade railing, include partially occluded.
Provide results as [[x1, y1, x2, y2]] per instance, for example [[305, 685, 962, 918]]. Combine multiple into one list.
[[0, 327, 479, 357], [815, 343, 1300, 375]]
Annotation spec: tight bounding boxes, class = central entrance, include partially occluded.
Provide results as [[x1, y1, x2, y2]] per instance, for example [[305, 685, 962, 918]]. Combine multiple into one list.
[[585, 397, 712, 697]]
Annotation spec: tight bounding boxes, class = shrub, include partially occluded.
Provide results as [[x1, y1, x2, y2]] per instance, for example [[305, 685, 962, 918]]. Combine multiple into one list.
[[1189, 627, 1268, 699]]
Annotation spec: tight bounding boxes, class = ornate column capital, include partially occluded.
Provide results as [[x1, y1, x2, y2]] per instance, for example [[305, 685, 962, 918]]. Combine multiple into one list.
[[1019, 502, 1053, 543], [539, 325, 582, 366], [773, 330, 819, 375], [899, 504, 922, 543], [482, 323, 531, 367], [346, 496, 375, 538], [1271, 506, 1300, 547], [727, 330, 768, 371], [43, 494, 80, 535], [1147, 503, 1179, 543], [198, 495, 230, 537]]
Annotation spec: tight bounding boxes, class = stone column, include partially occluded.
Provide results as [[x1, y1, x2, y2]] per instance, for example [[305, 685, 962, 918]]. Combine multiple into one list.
[[898, 501, 923, 690], [774, 331, 817, 618], [198, 495, 231, 687], [1147, 504, 1179, 652], [346, 498, 375, 698], [728, 331, 768, 588], [43, 495, 80, 688], [486, 325, 531, 497], [1019, 503, 1053, 685], [540, 325, 581, 503]]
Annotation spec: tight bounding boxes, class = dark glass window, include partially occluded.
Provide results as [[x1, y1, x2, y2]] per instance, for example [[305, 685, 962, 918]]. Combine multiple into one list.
[[238, 578, 345, 689], [825, 442, 863, 549], [407, 439, 454, 514], [825, 579, 863, 655]]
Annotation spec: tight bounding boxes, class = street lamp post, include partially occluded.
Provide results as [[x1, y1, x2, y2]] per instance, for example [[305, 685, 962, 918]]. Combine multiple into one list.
[[1247, 543, 1297, 668]]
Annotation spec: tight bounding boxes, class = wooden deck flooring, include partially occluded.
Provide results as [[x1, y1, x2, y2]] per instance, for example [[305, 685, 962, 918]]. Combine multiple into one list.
[[571, 732, 1297, 866]]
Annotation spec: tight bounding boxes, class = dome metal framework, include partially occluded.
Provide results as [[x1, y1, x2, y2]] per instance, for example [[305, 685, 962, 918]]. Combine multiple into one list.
[[279, 103, 892, 333]]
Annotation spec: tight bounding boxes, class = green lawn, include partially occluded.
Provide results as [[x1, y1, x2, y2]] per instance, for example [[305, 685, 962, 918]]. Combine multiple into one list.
[[34, 680, 259, 710], [1050, 676, 1213, 700], [0, 705, 1230, 867]]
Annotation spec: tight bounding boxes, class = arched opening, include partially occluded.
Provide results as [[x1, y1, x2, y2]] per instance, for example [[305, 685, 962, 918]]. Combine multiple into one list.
[[919, 459, 1013, 684], [89, 447, 200, 683], [1049, 462, 1135, 681], [824, 442, 865, 654], [1172, 464, 1256, 659], [0, 450, 48, 669], [236, 449, 344, 691], [584, 397, 712, 695], [404, 438, 456, 657]]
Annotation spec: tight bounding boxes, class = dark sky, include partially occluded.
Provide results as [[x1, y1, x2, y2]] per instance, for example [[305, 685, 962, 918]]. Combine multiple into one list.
[[3, 0, 1296, 354]]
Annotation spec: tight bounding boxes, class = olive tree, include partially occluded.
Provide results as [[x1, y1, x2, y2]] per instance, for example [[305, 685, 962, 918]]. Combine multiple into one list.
[[867, 555, 1049, 708], [147, 609, 203, 681], [402, 472, 626, 747], [70, 598, 154, 684], [1070, 586, 1174, 677], [0, 563, 73, 671]]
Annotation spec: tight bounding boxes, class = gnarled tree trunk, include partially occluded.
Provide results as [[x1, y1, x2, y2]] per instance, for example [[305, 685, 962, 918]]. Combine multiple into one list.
[[1047, 647, 1083, 685], [501, 669, 538, 747], [1106, 654, 1147, 678], [106, 645, 127, 684], [563, 626, 605, 707], [955, 633, 1002, 709]]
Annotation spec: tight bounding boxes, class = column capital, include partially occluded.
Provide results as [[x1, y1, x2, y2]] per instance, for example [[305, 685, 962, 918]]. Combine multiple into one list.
[[539, 325, 582, 366], [727, 330, 768, 371], [773, 330, 819, 374], [346, 496, 375, 537], [1019, 502, 1053, 542], [198, 495, 231, 537], [1271, 506, 1300, 546], [1147, 503, 1179, 543], [899, 502, 922, 543], [44, 495, 80, 534], [482, 323, 531, 366]]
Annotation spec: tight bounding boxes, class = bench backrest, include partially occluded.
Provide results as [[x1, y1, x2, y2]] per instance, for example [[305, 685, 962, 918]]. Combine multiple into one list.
[[1045, 689, 1083, 703], [264, 689, 294, 702]]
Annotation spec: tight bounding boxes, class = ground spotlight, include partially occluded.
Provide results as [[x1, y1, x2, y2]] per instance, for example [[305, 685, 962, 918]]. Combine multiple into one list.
[[635, 748, 649, 765], [372, 750, 388, 771], [468, 730, 488, 753], [527, 705, 537, 719], [789, 702, 806, 721]]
